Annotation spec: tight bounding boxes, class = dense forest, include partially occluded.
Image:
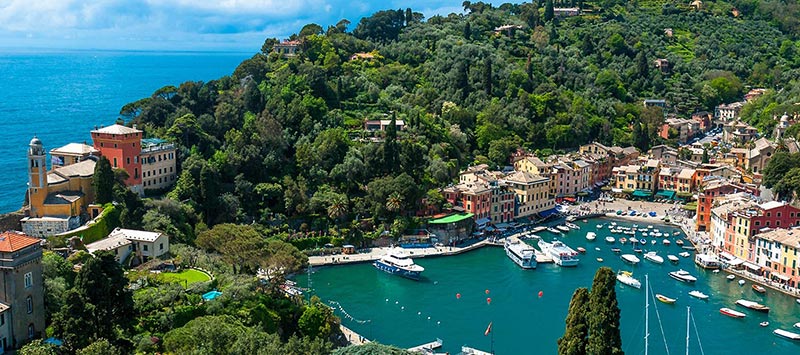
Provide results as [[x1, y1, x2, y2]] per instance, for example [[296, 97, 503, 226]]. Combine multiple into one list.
[[30, 1, 800, 353]]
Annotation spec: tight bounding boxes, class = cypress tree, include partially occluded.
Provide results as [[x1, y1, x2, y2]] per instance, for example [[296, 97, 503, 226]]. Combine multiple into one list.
[[93, 156, 115, 204], [545, 0, 555, 22], [383, 112, 399, 173], [586, 267, 623, 355], [484, 57, 493, 95], [558, 287, 590, 355], [464, 22, 472, 40]]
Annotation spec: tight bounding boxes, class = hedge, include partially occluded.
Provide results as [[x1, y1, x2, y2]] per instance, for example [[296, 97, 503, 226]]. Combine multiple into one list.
[[48, 203, 121, 248]]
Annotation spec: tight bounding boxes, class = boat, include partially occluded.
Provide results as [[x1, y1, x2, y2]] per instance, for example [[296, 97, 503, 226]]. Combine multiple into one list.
[[616, 210, 623, 215], [669, 269, 697, 283], [566, 215, 576, 222], [538, 239, 580, 267], [632, 224, 638, 228], [720, 307, 746, 318], [610, 222, 617, 226], [597, 258, 604, 262], [739, 279, 746, 286], [713, 269, 720, 273], [595, 247, 601, 251], [634, 248, 643, 253], [616, 271, 641, 288], [596, 224, 604, 229], [689, 290, 709, 300], [667, 255, 679, 263], [619, 237, 627, 244], [726, 274, 736, 281], [662, 239, 670, 245], [679, 251, 691, 258], [694, 254, 720, 269], [566, 222, 580, 230], [605, 236, 615, 243], [651, 239, 657, 245], [797, 299, 800, 305], [760, 321, 770, 327], [576, 247, 586, 253], [736, 299, 770, 313], [682, 245, 697, 251], [644, 252, 664, 264], [373, 250, 425, 280], [582, 219, 588, 223], [547, 227, 561, 234], [752, 284, 767, 294], [647, 225, 653, 229], [675, 239, 685, 246], [656, 294, 676, 304], [621, 254, 640, 264], [504, 239, 537, 269], [629, 237, 638, 244], [611, 248, 621, 253], [640, 238, 648, 244], [556, 225, 571, 232], [773, 329, 800, 341], [795, 322, 800, 328], [586, 232, 596, 241], [673, 231, 681, 236]]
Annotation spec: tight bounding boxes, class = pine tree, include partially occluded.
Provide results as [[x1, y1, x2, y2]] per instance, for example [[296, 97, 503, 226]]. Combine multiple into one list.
[[558, 287, 589, 355], [93, 156, 115, 204], [586, 267, 623, 355]]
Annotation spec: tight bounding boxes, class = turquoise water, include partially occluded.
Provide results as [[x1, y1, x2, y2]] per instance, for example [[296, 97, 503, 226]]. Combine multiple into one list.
[[0, 50, 251, 213], [298, 219, 800, 354]]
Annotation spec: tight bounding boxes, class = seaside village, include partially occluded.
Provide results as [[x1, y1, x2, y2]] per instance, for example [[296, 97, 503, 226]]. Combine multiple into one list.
[[2, 93, 800, 348]]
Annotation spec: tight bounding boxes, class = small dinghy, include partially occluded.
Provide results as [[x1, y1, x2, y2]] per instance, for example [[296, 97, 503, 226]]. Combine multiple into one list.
[[760, 321, 770, 327]]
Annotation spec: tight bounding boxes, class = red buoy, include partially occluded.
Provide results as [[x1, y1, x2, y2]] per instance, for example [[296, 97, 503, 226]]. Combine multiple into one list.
[[485, 289, 490, 295], [456, 293, 461, 299], [486, 297, 492, 305], [538, 291, 544, 297]]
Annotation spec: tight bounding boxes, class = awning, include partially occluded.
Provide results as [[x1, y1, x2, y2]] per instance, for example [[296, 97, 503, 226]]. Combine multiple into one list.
[[485, 226, 495, 232], [727, 258, 744, 266], [495, 223, 512, 229], [475, 217, 491, 227], [611, 188, 623, 193], [632, 189, 653, 197], [563, 197, 577, 202], [743, 261, 761, 271], [656, 190, 676, 199], [772, 273, 791, 281], [538, 208, 560, 218]]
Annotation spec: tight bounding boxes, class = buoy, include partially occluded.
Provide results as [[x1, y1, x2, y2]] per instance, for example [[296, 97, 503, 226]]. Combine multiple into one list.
[[427, 316, 431, 320], [485, 289, 490, 295], [385, 298, 389, 302], [418, 311, 421, 315], [395, 301, 399, 304], [538, 291, 544, 297], [401, 306, 404, 310], [456, 293, 461, 299], [437, 321, 441, 325], [486, 297, 492, 305]]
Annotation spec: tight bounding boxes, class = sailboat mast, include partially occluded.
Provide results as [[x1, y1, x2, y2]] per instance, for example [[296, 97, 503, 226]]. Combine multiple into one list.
[[645, 274, 649, 355], [686, 306, 691, 355]]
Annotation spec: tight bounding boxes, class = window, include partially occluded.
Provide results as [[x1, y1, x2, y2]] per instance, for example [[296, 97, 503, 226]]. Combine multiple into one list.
[[159, 243, 164, 250], [1, 313, 5, 325], [28, 324, 34, 339], [24, 272, 32, 288], [143, 245, 148, 251], [26, 296, 32, 313], [113, 158, 117, 167]]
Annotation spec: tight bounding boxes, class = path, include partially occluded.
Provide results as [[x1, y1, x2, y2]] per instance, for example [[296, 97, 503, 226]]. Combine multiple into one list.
[[340, 324, 370, 346]]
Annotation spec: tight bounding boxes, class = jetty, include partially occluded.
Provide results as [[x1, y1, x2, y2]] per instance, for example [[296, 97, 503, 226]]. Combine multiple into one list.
[[408, 338, 443, 353], [460, 345, 493, 354], [340, 324, 370, 346], [309, 239, 491, 266]]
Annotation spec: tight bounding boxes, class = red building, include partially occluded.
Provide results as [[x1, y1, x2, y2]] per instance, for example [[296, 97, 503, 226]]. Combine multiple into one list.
[[91, 124, 143, 192], [695, 179, 759, 231], [443, 182, 493, 221]]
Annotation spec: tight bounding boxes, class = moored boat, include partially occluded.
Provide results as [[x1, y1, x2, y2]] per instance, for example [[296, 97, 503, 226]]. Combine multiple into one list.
[[605, 236, 615, 243], [675, 239, 685, 246], [662, 239, 670, 245], [566, 222, 580, 230], [726, 274, 736, 281], [373, 250, 425, 280], [619, 237, 627, 244], [736, 299, 770, 313], [656, 294, 676, 304], [596, 223, 604, 229], [616, 271, 641, 289], [547, 227, 561, 234], [556, 225, 571, 232], [644, 252, 664, 264], [669, 269, 697, 283], [611, 248, 621, 253], [760, 321, 770, 327], [739, 279, 746, 286], [621, 254, 640, 264], [667, 254, 679, 263], [752, 284, 766, 294], [651, 239, 656, 245], [679, 251, 691, 258], [504, 239, 537, 269], [773, 329, 800, 341], [689, 290, 709, 300], [586, 232, 596, 241], [794, 322, 800, 329], [634, 248, 643, 253], [576, 247, 586, 253], [720, 307, 746, 318], [538, 239, 580, 267], [597, 258, 604, 262]]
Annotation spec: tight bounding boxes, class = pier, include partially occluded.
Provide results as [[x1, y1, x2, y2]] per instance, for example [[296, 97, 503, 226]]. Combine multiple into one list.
[[407, 338, 443, 353], [340, 324, 370, 346], [309, 239, 491, 267], [460, 345, 493, 354]]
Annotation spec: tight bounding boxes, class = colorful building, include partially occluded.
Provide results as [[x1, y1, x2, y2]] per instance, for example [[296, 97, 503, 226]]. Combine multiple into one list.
[[49, 143, 98, 167], [91, 124, 143, 193], [724, 201, 800, 261], [442, 183, 492, 221], [753, 228, 800, 288], [502, 171, 553, 219], [0, 232, 45, 349], [611, 159, 660, 196], [696, 179, 759, 232], [140, 138, 177, 191]]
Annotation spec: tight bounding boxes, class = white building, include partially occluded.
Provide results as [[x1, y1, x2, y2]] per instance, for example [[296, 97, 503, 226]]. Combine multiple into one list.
[[0, 303, 10, 353], [85, 228, 169, 264]]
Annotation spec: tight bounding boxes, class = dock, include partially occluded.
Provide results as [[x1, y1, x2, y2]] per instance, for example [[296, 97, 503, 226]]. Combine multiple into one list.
[[460, 345, 493, 355], [340, 324, 370, 346], [408, 338, 443, 353], [309, 239, 491, 266]]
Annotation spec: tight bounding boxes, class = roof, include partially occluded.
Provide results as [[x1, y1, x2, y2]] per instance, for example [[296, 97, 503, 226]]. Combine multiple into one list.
[[504, 171, 548, 184], [43, 191, 84, 205], [759, 201, 785, 211], [428, 213, 474, 224], [622, 146, 638, 155], [0, 231, 40, 252], [677, 169, 696, 179], [109, 228, 164, 243], [50, 143, 98, 156], [47, 159, 96, 185], [85, 233, 131, 254], [756, 228, 800, 247], [90, 124, 142, 135]]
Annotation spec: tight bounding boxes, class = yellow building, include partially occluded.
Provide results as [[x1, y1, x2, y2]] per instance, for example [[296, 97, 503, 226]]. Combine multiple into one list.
[[22, 137, 96, 237], [753, 228, 800, 288], [502, 171, 553, 218]]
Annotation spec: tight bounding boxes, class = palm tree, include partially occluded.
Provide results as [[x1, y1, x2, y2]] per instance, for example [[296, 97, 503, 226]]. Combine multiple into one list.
[[386, 192, 403, 214], [327, 195, 348, 236]]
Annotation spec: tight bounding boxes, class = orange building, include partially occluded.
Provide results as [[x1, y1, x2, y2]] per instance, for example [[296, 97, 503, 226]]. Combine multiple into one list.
[[91, 124, 143, 193]]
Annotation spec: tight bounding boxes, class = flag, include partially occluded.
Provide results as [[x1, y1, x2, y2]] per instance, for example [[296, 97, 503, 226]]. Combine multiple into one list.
[[484, 321, 492, 336]]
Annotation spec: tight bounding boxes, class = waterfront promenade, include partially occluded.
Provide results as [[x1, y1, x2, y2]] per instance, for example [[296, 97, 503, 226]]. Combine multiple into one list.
[[309, 239, 491, 266]]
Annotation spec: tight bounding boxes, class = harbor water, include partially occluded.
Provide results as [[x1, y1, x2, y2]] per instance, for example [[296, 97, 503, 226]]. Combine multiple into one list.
[[297, 218, 800, 354]]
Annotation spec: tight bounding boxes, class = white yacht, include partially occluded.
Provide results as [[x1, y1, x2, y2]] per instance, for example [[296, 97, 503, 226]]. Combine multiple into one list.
[[556, 225, 571, 232], [616, 271, 641, 289], [689, 290, 709, 300], [621, 254, 640, 264], [605, 236, 616, 243], [586, 232, 597, 241], [565, 222, 580, 230], [538, 239, 580, 267], [373, 250, 425, 280], [505, 239, 537, 269], [644, 252, 664, 264], [669, 269, 697, 283], [667, 254, 679, 263]]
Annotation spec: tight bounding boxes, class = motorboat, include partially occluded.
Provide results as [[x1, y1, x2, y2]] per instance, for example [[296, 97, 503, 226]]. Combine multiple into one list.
[[538, 239, 580, 267], [794, 322, 800, 328], [713, 269, 720, 273], [596, 224, 604, 229], [640, 239, 648, 244], [773, 329, 800, 340], [595, 247, 601, 251], [504, 239, 537, 269], [689, 290, 709, 300], [621, 254, 640, 264], [586, 232, 597, 241], [739, 279, 746, 286], [577, 247, 586, 253], [373, 250, 425, 280], [629, 237, 638, 244], [752, 284, 767, 294], [616, 271, 641, 289], [566, 222, 580, 230], [566, 216, 576, 222], [675, 239, 685, 246], [667, 255, 679, 263], [605, 236, 615, 243], [736, 299, 770, 313], [726, 274, 736, 281], [651, 239, 657, 245], [610, 222, 617, 226], [547, 227, 561, 234], [611, 248, 621, 253], [644, 252, 664, 264], [656, 294, 676, 304], [647, 225, 654, 229], [760, 321, 770, 327], [673, 231, 681, 236], [662, 239, 670, 245], [597, 258, 604, 262], [720, 307, 746, 318], [556, 225, 571, 232], [619, 237, 627, 244], [669, 269, 697, 283], [634, 248, 643, 253], [679, 251, 691, 258], [682, 245, 697, 251]]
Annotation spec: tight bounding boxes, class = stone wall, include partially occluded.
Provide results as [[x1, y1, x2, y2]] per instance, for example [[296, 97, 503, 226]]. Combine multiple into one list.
[[0, 212, 23, 232]]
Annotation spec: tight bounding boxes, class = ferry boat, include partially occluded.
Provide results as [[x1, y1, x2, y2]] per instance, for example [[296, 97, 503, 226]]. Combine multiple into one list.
[[504, 239, 537, 269], [621, 254, 640, 264], [694, 254, 720, 269], [538, 239, 580, 267], [643, 252, 664, 264], [736, 299, 770, 313], [586, 232, 596, 241], [689, 290, 709, 300], [616, 271, 641, 289], [656, 294, 676, 304], [373, 250, 425, 280], [720, 307, 746, 318], [773, 329, 800, 341], [669, 270, 697, 283], [752, 284, 766, 294], [667, 255, 679, 263], [556, 225, 571, 232]]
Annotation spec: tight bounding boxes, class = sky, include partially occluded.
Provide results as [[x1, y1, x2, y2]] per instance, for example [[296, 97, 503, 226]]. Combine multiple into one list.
[[0, 0, 514, 52]]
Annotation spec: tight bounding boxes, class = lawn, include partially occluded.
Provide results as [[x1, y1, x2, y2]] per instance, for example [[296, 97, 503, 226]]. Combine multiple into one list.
[[157, 269, 211, 287]]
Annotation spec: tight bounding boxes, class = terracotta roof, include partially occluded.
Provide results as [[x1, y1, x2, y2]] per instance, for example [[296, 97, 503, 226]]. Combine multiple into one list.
[[90, 124, 142, 135], [0, 231, 40, 252]]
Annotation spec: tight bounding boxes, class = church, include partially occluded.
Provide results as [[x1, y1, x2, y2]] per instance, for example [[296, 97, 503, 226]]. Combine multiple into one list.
[[20, 137, 97, 237]]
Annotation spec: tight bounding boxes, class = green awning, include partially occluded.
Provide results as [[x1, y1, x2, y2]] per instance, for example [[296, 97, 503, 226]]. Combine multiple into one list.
[[632, 190, 653, 197], [656, 190, 676, 199], [428, 213, 474, 224]]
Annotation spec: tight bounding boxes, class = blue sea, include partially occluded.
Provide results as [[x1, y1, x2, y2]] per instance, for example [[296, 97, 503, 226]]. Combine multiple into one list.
[[0, 49, 251, 214]]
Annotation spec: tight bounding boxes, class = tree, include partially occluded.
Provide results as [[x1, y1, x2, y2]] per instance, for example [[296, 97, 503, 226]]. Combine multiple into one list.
[[772, 167, 800, 202], [762, 152, 800, 188], [19, 339, 58, 355], [384, 113, 399, 173], [385, 192, 403, 213], [586, 267, 623, 355], [93, 156, 115, 204], [298, 296, 340, 340], [558, 287, 589, 355], [545, 0, 555, 21], [77, 339, 122, 355], [299, 23, 323, 38], [701, 148, 709, 163]]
